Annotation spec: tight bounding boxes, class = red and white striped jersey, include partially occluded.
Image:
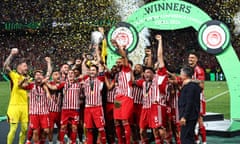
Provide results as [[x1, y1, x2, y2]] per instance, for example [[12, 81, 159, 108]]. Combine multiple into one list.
[[151, 67, 168, 106], [193, 65, 205, 82], [26, 83, 49, 115], [116, 66, 132, 98], [48, 81, 63, 112], [166, 83, 179, 109], [107, 87, 116, 103], [166, 83, 180, 120], [105, 74, 116, 103], [82, 76, 104, 106], [142, 81, 152, 109], [57, 81, 82, 110], [132, 78, 144, 104], [135, 67, 168, 108], [193, 65, 206, 115]]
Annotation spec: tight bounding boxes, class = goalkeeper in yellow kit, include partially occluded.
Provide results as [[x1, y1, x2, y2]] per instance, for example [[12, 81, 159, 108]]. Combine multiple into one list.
[[3, 48, 29, 144]]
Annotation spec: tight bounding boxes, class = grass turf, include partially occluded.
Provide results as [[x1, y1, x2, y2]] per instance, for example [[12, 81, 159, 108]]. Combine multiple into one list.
[[204, 81, 230, 119], [0, 81, 230, 119], [0, 81, 10, 117]]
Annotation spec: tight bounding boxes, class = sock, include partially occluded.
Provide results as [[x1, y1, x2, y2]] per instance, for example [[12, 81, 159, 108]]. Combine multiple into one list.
[[200, 125, 207, 142], [195, 134, 200, 144], [115, 124, 124, 144], [155, 136, 161, 144], [123, 123, 131, 144], [86, 129, 93, 144], [99, 128, 106, 144], [27, 127, 33, 141], [199, 125, 207, 142], [176, 123, 181, 144], [70, 131, 77, 143], [40, 139, 46, 144], [19, 122, 28, 144], [175, 123, 181, 144], [58, 129, 66, 142], [176, 135, 181, 144], [165, 131, 172, 143], [7, 123, 18, 144]]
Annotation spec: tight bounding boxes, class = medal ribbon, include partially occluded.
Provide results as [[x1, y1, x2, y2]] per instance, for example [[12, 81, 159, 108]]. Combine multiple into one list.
[[90, 78, 94, 92], [145, 81, 152, 96], [35, 85, 41, 101]]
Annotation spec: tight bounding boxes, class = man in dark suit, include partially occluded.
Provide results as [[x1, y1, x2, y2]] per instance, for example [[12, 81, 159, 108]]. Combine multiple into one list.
[[178, 66, 201, 144]]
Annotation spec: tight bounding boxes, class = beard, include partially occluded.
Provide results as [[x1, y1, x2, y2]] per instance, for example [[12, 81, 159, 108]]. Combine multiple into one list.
[[35, 79, 42, 84]]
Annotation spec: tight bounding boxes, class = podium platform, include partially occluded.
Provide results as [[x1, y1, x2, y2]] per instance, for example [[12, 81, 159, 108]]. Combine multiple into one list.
[[204, 112, 240, 137]]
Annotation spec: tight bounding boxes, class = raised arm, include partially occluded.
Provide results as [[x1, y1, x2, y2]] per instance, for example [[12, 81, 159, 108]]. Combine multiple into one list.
[[3, 48, 18, 72], [104, 76, 115, 90], [156, 35, 165, 68], [81, 54, 89, 76], [45, 57, 52, 77], [45, 82, 58, 90], [145, 48, 153, 67], [118, 45, 128, 66], [43, 84, 51, 99], [18, 77, 30, 89], [93, 44, 101, 65]]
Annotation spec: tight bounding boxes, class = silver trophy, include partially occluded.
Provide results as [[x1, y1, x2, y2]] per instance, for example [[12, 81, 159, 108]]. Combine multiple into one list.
[[91, 31, 104, 45], [86, 31, 104, 61]]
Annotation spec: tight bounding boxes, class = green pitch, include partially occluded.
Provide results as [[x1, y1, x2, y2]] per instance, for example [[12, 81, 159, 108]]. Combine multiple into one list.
[[0, 81, 230, 119], [0, 81, 10, 117]]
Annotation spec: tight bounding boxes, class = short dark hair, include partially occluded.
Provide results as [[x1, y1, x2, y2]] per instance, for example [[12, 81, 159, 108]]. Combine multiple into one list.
[[72, 64, 82, 72], [90, 64, 99, 72], [181, 66, 193, 78], [188, 51, 199, 59], [16, 58, 27, 66], [52, 68, 60, 72], [61, 63, 69, 68], [144, 66, 155, 74], [128, 60, 133, 67], [33, 69, 44, 75]]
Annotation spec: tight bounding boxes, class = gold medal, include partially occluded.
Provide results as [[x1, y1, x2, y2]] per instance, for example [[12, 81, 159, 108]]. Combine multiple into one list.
[[144, 93, 148, 97], [91, 91, 94, 95]]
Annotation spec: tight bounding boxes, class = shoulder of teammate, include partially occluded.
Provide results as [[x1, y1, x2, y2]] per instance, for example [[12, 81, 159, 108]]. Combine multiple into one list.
[[134, 78, 144, 87], [155, 67, 168, 88], [24, 82, 34, 90], [121, 64, 131, 72], [8, 70, 18, 79], [156, 66, 167, 76], [81, 75, 89, 81], [195, 65, 205, 80], [97, 72, 106, 82], [49, 81, 54, 85], [57, 82, 65, 89]]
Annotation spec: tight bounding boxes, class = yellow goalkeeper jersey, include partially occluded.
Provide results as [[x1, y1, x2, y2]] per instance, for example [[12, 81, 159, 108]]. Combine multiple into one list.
[[8, 71, 28, 105]]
